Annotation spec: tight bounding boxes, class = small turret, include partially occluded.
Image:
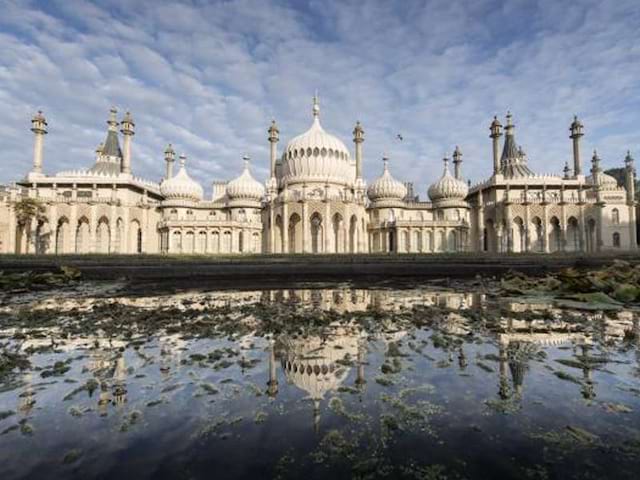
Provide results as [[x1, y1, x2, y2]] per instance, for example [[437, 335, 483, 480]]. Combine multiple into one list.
[[30, 111, 48, 175], [452, 145, 463, 180], [120, 111, 135, 174], [268, 119, 279, 180], [563, 161, 571, 179], [353, 121, 364, 180], [625, 150, 635, 204], [489, 115, 503, 175], [164, 144, 175, 180], [570, 115, 584, 177]]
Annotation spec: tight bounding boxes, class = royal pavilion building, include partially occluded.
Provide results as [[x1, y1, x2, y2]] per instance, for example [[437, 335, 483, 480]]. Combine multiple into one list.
[[0, 97, 636, 255]]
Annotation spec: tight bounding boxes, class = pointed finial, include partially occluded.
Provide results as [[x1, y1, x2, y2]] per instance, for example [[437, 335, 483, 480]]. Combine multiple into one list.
[[382, 153, 389, 171], [443, 155, 450, 172], [179, 154, 186, 168], [312, 92, 320, 117], [242, 154, 250, 170], [107, 107, 118, 130]]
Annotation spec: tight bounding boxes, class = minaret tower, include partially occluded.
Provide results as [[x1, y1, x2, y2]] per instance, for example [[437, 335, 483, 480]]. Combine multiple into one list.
[[624, 150, 637, 249], [452, 145, 463, 180], [268, 119, 279, 192], [591, 149, 601, 188], [570, 115, 584, 178], [30, 111, 48, 176], [164, 144, 175, 180], [353, 121, 364, 182], [489, 116, 502, 175], [120, 111, 135, 175]]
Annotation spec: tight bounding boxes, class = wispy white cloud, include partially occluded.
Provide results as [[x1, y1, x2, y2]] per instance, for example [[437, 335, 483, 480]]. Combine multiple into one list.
[[0, 0, 638, 196]]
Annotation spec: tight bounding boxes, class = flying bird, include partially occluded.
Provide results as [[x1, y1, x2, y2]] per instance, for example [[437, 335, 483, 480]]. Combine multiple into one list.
[[396, 134, 403, 141]]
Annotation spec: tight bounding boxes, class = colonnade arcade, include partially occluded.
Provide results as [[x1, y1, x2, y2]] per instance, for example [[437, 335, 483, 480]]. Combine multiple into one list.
[[15, 214, 143, 254], [160, 227, 262, 254], [268, 206, 367, 254], [370, 226, 470, 253], [483, 214, 606, 253]]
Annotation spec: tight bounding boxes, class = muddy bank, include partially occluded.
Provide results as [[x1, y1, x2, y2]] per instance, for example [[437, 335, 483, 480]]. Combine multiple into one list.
[[1, 252, 639, 283]]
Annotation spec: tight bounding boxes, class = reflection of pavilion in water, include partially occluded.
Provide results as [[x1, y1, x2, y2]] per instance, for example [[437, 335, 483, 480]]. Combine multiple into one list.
[[491, 304, 640, 402], [267, 326, 367, 432], [260, 288, 482, 313]]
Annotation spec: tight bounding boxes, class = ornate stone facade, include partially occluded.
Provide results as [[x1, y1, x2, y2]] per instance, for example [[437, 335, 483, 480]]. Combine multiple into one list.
[[0, 101, 636, 255]]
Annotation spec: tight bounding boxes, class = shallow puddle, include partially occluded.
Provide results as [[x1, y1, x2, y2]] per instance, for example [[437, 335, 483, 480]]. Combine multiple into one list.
[[0, 282, 639, 479]]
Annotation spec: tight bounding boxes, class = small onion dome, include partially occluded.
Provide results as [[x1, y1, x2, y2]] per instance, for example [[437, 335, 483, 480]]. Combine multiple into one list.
[[160, 154, 203, 202], [367, 156, 407, 201], [226, 156, 265, 201], [428, 156, 469, 201]]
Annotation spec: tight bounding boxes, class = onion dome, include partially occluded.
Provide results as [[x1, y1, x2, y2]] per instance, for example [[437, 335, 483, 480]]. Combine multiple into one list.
[[226, 156, 265, 201], [280, 95, 353, 186], [367, 156, 407, 201], [160, 154, 203, 202], [428, 157, 469, 202]]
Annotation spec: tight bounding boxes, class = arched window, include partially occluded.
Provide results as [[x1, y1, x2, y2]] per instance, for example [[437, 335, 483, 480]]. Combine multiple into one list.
[[613, 232, 621, 247], [612, 208, 620, 224]]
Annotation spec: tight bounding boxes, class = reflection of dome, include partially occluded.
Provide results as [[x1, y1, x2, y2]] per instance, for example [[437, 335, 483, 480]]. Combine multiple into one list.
[[280, 96, 354, 187], [278, 330, 359, 400], [428, 157, 468, 201], [160, 155, 203, 202], [226, 157, 265, 201], [367, 157, 407, 201]]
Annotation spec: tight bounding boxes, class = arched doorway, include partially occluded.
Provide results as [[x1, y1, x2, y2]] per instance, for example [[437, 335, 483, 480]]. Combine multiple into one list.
[[566, 217, 579, 252], [289, 213, 302, 253], [310, 212, 323, 254], [549, 217, 561, 253], [332, 213, 344, 253], [76, 217, 90, 253], [96, 217, 110, 254], [55, 217, 69, 254], [349, 215, 358, 253]]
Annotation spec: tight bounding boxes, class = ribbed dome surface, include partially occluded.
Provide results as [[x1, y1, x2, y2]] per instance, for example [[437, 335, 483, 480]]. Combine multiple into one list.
[[586, 172, 618, 189], [226, 159, 265, 201], [367, 158, 407, 201], [428, 159, 468, 201], [279, 98, 354, 187], [160, 156, 203, 202]]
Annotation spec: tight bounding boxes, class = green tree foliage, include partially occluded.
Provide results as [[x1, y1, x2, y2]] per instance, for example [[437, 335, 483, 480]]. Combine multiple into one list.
[[13, 198, 45, 226]]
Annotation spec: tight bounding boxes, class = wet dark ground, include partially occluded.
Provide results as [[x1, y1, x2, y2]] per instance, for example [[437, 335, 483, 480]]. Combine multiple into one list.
[[0, 280, 639, 480]]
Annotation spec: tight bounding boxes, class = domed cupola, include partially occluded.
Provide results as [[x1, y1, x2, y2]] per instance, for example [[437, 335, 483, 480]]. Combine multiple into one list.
[[367, 156, 407, 202], [226, 155, 265, 201], [160, 154, 204, 202], [428, 156, 469, 202], [280, 95, 354, 187]]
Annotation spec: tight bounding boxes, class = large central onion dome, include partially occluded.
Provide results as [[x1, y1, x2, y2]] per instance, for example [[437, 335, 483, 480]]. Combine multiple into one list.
[[226, 156, 265, 201], [428, 157, 468, 202], [160, 154, 204, 202], [280, 96, 354, 187], [367, 156, 407, 201]]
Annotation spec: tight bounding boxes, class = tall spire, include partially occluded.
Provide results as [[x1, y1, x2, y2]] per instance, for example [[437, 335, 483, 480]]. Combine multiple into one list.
[[499, 112, 534, 178]]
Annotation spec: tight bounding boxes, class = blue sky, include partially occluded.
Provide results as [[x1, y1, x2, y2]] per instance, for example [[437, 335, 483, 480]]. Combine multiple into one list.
[[1, 0, 638, 196]]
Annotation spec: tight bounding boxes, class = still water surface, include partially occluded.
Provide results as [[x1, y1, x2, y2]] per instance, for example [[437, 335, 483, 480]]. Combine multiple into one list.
[[0, 283, 639, 479]]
